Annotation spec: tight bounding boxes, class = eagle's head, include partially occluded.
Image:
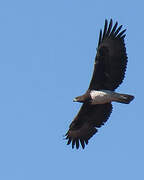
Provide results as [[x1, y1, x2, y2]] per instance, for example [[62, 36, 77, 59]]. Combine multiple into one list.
[[73, 92, 91, 103], [73, 96, 84, 103]]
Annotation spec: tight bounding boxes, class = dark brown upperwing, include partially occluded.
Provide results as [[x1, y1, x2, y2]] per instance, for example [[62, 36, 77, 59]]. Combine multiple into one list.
[[65, 103, 112, 149], [88, 19, 127, 91]]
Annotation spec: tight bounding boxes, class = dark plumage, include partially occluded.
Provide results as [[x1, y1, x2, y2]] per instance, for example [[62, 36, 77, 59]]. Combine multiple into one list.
[[65, 19, 134, 149]]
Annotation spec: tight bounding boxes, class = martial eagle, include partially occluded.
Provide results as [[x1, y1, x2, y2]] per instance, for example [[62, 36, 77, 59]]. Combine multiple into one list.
[[65, 19, 134, 149]]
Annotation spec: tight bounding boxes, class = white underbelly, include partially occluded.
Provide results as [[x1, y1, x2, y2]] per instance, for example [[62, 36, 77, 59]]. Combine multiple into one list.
[[90, 90, 115, 104]]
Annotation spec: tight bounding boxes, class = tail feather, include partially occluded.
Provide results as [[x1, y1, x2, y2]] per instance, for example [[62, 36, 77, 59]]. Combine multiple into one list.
[[114, 93, 134, 104]]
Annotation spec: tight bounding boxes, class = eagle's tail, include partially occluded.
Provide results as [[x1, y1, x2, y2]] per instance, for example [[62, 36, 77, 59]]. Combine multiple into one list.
[[114, 93, 134, 104]]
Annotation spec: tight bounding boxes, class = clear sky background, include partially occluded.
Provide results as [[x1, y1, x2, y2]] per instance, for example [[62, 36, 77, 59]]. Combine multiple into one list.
[[0, 0, 143, 179]]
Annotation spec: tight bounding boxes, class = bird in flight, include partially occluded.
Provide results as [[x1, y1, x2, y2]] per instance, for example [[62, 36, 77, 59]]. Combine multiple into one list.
[[65, 19, 134, 149]]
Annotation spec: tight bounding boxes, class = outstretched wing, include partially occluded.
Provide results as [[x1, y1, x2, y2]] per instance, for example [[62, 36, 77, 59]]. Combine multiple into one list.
[[89, 19, 127, 90], [65, 103, 112, 149]]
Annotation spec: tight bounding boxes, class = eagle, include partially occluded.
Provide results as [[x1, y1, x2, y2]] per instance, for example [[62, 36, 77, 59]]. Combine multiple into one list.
[[65, 19, 134, 149]]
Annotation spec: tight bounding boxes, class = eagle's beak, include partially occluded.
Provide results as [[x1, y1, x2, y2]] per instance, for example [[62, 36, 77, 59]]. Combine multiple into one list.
[[73, 98, 77, 102]]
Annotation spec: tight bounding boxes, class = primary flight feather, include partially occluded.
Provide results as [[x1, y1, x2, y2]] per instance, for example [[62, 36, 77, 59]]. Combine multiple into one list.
[[65, 19, 134, 149]]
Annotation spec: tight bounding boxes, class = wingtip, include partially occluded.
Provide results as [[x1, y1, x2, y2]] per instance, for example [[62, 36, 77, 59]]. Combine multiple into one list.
[[105, 19, 108, 24], [65, 136, 89, 149]]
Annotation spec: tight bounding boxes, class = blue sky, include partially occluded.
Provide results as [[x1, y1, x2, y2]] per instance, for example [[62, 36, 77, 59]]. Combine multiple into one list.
[[0, 0, 143, 179]]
